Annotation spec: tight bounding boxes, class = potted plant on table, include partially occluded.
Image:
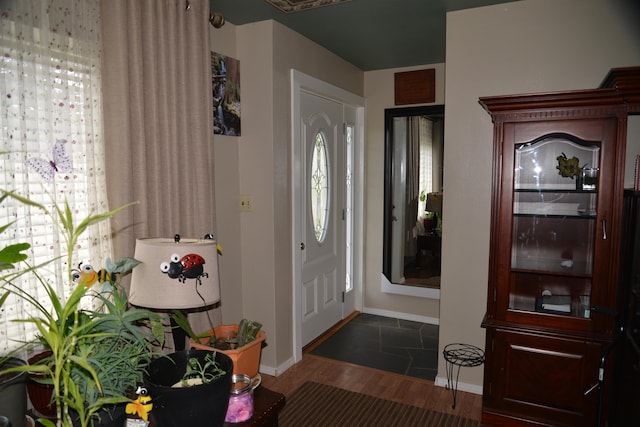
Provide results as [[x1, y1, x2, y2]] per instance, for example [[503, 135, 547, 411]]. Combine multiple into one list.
[[143, 349, 233, 427], [179, 314, 266, 379], [0, 189, 165, 427]]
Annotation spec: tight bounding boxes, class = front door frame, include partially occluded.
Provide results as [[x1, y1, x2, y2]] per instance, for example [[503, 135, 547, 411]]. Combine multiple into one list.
[[291, 69, 365, 363]]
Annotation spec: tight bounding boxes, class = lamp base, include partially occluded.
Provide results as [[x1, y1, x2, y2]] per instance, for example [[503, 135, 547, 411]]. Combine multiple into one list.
[[170, 311, 189, 351]]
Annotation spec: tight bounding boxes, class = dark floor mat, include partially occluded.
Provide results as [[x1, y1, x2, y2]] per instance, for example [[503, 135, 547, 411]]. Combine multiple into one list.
[[310, 313, 439, 381]]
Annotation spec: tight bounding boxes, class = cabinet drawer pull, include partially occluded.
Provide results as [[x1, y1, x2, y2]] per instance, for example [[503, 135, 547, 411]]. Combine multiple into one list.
[[584, 382, 599, 396], [601, 219, 607, 240]]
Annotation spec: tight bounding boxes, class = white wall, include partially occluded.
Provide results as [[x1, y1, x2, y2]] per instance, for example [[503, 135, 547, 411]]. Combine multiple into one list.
[[211, 20, 363, 373], [439, 0, 640, 392]]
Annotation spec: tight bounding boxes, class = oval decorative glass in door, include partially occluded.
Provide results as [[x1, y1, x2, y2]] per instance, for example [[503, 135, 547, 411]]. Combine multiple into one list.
[[310, 131, 330, 242]]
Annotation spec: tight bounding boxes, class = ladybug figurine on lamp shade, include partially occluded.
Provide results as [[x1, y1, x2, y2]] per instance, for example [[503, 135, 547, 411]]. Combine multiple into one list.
[[161, 252, 208, 285]]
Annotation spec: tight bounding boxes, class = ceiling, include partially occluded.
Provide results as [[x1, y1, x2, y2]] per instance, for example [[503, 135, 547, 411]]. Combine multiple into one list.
[[209, 0, 517, 71]]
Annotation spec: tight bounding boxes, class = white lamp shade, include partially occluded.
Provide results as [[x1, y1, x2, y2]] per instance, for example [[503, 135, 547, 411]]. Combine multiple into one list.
[[129, 237, 220, 310]]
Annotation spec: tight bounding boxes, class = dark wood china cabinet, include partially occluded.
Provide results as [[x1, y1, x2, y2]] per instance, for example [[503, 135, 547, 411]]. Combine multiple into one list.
[[479, 86, 629, 427]]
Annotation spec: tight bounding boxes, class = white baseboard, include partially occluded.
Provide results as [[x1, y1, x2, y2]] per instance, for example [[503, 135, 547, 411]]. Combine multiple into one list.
[[362, 307, 440, 326], [435, 375, 483, 395], [259, 356, 296, 377]]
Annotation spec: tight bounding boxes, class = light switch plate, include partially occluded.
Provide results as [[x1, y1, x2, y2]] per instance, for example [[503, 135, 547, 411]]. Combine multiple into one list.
[[239, 194, 253, 212]]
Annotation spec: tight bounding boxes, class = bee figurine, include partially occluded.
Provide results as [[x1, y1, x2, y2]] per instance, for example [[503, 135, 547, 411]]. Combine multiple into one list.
[[126, 386, 153, 421], [72, 262, 118, 287]]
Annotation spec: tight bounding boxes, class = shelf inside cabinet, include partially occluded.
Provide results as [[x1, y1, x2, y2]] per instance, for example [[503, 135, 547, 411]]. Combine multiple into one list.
[[513, 190, 597, 219], [509, 270, 592, 318], [514, 187, 596, 193], [508, 303, 592, 319], [512, 256, 593, 276], [514, 202, 590, 217]]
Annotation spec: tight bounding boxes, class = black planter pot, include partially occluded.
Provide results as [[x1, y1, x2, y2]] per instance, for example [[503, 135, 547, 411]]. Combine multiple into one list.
[[71, 404, 127, 427], [0, 357, 27, 427], [144, 350, 233, 427]]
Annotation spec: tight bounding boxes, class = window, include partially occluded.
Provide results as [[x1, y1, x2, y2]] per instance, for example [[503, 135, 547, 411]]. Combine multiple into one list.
[[310, 131, 330, 242], [344, 123, 354, 292], [0, 0, 110, 354]]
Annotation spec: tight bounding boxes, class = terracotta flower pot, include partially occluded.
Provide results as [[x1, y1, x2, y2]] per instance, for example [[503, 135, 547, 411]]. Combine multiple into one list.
[[190, 324, 266, 378]]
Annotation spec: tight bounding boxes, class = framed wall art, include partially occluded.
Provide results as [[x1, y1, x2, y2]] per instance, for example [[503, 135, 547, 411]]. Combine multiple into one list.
[[212, 52, 240, 136]]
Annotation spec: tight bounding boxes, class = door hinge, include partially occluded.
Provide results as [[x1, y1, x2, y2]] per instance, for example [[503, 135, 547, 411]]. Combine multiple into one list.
[[342, 291, 345, 303]]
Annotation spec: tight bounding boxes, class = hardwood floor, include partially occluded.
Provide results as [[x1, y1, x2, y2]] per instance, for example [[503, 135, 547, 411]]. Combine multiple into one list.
[[260, 353, 482, 422]]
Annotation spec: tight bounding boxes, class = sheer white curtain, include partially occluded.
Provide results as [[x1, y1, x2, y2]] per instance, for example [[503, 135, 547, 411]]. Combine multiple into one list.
[[419, 116, 434, 201], [0, 0, 111, 353], [101, 0, 219, 347]]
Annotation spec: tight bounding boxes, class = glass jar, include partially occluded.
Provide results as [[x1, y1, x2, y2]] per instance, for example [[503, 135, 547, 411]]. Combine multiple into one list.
[[224, 374, 254, 423], [581, 167, 599, 190]]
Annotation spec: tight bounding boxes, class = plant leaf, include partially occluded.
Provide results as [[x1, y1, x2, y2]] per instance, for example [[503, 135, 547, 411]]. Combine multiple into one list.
[[1, 190, 48, 213], [0, 242, 30, 271], [110, 256, 141, 274]]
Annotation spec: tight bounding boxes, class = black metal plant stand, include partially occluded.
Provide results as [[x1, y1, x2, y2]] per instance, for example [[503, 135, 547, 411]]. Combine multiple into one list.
[[443, 343, 485, 409]]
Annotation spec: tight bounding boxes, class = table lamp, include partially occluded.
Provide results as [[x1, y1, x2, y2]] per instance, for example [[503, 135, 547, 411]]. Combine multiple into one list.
[[425, 192, 443, 233], [129, 235, 221, 351]]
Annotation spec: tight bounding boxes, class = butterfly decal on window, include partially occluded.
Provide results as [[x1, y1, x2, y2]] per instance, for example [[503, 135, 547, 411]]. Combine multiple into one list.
[[25, 139, 73, 181]]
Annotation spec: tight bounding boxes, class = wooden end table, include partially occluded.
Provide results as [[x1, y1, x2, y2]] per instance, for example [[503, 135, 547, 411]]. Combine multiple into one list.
[[144, 386, 285, 427], [225, 386, 285, 427]]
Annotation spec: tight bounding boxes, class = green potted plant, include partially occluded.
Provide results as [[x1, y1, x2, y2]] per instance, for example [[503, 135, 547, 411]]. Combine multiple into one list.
[[0, 189, 164, 427]]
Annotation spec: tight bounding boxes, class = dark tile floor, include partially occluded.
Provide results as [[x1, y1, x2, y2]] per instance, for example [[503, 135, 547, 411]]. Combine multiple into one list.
[[310, 313, 439, 381]]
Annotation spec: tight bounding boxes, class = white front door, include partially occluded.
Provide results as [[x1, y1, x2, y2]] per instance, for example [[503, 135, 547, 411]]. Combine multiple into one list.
[[299, 91, 343, 346], [292, 70, 364, 360]]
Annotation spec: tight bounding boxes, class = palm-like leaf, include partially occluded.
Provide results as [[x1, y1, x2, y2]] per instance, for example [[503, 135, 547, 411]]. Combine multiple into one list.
[[0, 189, 158, 427]]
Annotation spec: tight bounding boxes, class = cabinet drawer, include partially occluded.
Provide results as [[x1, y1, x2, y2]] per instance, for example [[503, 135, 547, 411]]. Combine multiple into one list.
[[484, 329, 601, 426]]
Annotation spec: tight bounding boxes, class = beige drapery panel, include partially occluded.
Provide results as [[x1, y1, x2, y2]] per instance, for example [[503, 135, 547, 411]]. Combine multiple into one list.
[[405, 117, 420, 256], [100, 0, 219, 347]]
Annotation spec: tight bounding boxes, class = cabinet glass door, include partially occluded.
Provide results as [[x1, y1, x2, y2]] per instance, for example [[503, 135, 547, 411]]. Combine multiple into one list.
[[510, 136, 600, 318]]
